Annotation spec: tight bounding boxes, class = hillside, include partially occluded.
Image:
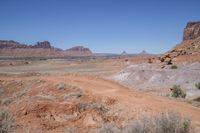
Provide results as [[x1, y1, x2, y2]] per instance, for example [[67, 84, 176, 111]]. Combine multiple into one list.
[[160, 21, 200, 63]]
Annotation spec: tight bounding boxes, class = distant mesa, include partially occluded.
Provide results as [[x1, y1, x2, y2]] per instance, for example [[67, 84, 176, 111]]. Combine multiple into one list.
[[65, 46, 93, 56], [121, 51, 128, 56], [0, 40, 93, 57], [139, 50, 148, 55], [0, 40, 27, 49], [0, 40, 52, 49]]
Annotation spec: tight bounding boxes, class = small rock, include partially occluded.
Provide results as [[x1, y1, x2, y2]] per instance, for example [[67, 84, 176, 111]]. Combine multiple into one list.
[[22, 110, 27, 115], [148, 58, 153, 63], [165, 57, 172, 65], [161, 65, 165, 69], [56, 82, 65, 90]]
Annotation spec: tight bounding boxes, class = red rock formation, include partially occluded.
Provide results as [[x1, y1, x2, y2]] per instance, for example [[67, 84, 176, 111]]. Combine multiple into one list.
[[0, 40, 93, 57], [0, 40, 52, 49], [183, 21, 200, 41], [31, 41, 52, 48], [0, 40, 27, 48], [65, 46, 93, 56], [159, 21, 200, 64]]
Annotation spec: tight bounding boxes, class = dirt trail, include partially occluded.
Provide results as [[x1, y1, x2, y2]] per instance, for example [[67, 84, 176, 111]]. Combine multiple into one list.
[[1, 74, 200, 131], [38, 74, 200, 128]]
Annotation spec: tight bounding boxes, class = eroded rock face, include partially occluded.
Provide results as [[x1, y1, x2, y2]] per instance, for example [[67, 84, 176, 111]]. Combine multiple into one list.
[[158, 21, 200, 64], [65, 46, 93, 56], [0, 40, 93, 57], [183, 22, 200, 41], [0, 40, 52, 49], [0, 40, 27, 48], [31, 41, 52, 48]]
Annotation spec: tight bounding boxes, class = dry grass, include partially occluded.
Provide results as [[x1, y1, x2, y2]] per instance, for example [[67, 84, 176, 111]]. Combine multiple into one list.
[[170, 85, 186, 98], [195, 82, 200, 90], [93, 123, 121, 133], [0, 109, 15, 133], [94, 111, 196, 133]]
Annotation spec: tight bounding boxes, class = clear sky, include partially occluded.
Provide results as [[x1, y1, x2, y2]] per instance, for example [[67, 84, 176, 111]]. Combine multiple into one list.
[[0, 0, 200, 54]]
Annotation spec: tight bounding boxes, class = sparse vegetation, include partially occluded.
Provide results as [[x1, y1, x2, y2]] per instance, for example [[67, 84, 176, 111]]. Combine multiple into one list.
[[170, 85, 186, 98], [0, 109, 15, 133], [63, 91, 82, 100], [153, 111, 193, 133], [124, 113, 154, 133], [195, 82, 200, 90], [171, 64, 178, 69], [36, 94, 56, 100], [0, 87, 4, 94], [1, 97, 13, 106], [94, 111, 195, 133], [77, 102, 108, 113], [94, 123, 121, 133]]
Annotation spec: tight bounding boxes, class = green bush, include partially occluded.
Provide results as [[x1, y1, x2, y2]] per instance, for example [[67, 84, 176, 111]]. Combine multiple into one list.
[[171, 64, 178, 69], [195, 82, 200, 90], [170, 85, 186, 98], [0, 109, 15, 133]]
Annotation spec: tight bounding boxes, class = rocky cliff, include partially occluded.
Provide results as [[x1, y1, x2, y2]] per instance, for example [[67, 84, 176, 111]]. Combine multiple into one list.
[[0, 40, 93, 57], [183, 21, 200, 41], [31, 41, 52, 48], [0, 40, 27, 48], [0, 40, 52, 49], [159, 21, 200, 64]]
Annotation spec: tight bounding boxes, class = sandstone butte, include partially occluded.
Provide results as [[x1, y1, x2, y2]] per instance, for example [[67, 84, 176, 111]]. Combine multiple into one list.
[[0, 40, 93, 57]]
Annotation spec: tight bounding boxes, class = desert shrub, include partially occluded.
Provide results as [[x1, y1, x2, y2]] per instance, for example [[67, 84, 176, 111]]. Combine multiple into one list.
[[124, 113, 154, 133], [94, 123, 121, 133], [124, 111, 195, 133], [193, 96, 200, 102], [0, 109, 15, 133], [65, 127, 78, 133], [1, 97, 13, 106], [36, 94, 56, 100], [94, 111, 195, 133], [63, 91, 82, 100], [195, 82, 200, 90], [154, 111, 193, 133], [170, 85, 186, 98], [76, 102, 108, 113], [0, 87, 4, 94], [171, 64, 178, 69]]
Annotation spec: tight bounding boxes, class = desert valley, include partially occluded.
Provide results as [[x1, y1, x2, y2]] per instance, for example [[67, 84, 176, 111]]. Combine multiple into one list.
[[0, 21, 200, 133]]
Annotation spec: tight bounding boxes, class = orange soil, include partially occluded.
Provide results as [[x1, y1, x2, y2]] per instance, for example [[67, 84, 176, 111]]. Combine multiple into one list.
[[1, 73, 200, 132]]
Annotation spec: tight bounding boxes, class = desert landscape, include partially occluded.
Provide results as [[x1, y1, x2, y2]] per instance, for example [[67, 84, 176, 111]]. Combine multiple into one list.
[[0, 21, 200, 133], [1, 1, 200, 133]]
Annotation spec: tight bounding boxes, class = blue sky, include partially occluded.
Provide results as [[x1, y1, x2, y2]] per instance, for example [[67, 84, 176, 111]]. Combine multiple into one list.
[[0, 0, 200, 54]]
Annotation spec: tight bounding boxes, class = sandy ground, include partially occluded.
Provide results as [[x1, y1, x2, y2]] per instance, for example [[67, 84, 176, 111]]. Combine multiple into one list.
[[1, 73, 200, 132], [0, 57, 200, 132], [0, 59, 124, 76]]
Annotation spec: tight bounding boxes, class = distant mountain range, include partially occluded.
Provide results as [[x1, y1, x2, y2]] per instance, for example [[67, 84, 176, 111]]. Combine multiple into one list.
[[0, 40, 154, 58], [0, 40, 92, 57]]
